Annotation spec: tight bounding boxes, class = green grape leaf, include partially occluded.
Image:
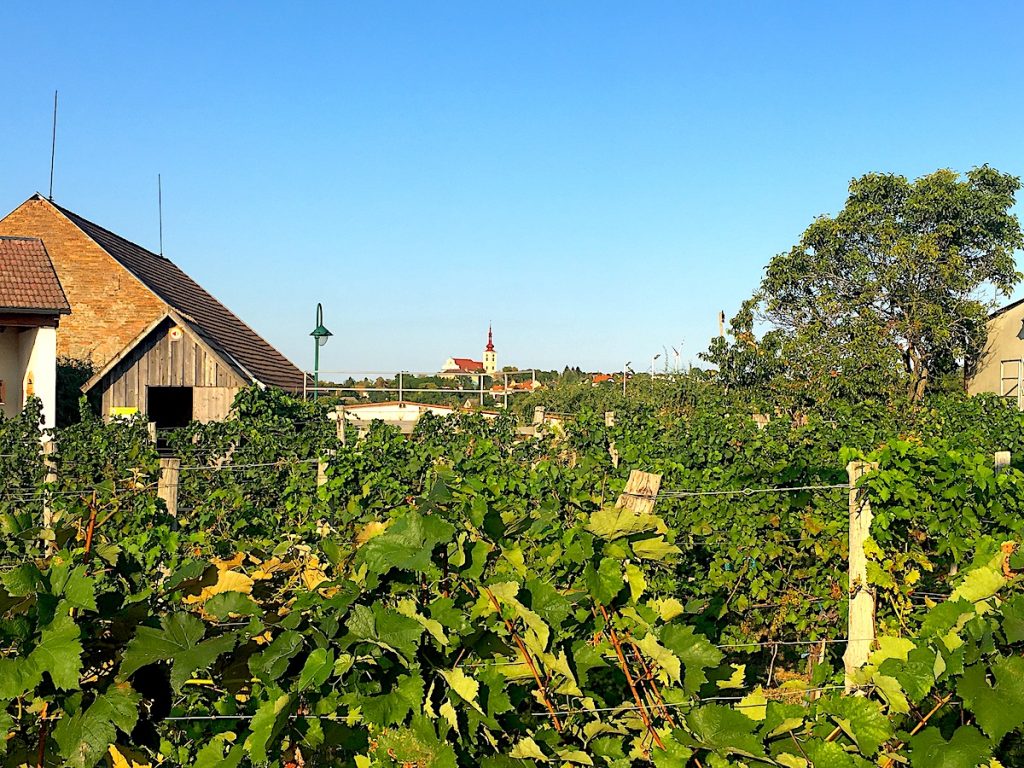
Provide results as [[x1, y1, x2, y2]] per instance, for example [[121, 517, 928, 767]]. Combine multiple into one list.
[[0, 710, 12, 756], [194, 733, 243, 768], [802, 740, 871, 767], [683, 703, 767, 759], [251, 630, 304, 682], [244, 693, 293, 766], [585, 557, 624, 606], [630, 535, 682, 561], [878, 646, 936, 705], [636, 633, 681, 685], [31, 610, 83, 690], [957, 656, 1024, 741], [295, 648, 334, 692], [48, 564, 97, 612], [819, 695, 892, 756], [908, 725, 992, 768], [1000, 595, 1024, 643], [2, 562, 41, 597], [526, 578, 572, 629], [586, 506, 664, 540], [357, 512, 450, 575], [205, 591, 262, 620], [0, 657, 42, 699], [120, 613, 236, 692], [660, 623, 724, 694], [91, 682, 141, 733], [356, 672, 424, 725], [52, 707, 115, 768], [441, 668, 485, 714]]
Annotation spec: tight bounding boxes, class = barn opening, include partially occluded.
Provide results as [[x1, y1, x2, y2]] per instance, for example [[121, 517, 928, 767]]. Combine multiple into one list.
[[147, 386, 193, 429]]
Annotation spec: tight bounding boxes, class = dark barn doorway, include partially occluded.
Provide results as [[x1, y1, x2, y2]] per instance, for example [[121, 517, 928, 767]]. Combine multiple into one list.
[[147, 386, 194, 430]]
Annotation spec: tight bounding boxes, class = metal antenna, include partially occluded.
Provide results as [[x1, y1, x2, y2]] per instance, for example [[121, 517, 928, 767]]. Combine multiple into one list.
[[158, 174, 164, 258], [48, 91, 58, 201]]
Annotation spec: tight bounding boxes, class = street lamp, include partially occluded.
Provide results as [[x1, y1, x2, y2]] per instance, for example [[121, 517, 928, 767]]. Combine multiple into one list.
[[651, 354, 661, 392], [623, 362, 632, 397], [310, 302, 332, 401]]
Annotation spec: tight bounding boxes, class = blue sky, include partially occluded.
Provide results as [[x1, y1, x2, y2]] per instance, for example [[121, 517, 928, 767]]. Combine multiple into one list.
[[3, 2, 1023, 374]]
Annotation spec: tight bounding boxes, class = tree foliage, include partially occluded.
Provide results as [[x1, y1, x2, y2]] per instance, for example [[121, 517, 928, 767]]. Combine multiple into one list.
[[709, 167, 1024, 404]]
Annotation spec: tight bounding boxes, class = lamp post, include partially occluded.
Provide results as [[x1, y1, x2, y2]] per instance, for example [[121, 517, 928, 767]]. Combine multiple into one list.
[[651, 353, 661, 392], [623, 362, 631, 397], [310, 302, 332, 401]]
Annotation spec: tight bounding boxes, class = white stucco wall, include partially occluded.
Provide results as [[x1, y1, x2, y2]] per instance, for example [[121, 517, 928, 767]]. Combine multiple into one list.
[[0, 325, 57, 429], [0, 331, 22, 420], [969, 303, 1024, 404]]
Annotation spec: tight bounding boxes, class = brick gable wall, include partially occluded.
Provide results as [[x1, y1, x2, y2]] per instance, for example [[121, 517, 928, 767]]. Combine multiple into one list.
[[0, 198, 165, 366]]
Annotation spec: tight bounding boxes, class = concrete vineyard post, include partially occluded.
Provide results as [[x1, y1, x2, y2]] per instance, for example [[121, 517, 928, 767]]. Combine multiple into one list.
[[41, 439, 57, 553], [844, 460, 878, 692], [605, 411, 619, 468], [995, 450, 1011, 473]]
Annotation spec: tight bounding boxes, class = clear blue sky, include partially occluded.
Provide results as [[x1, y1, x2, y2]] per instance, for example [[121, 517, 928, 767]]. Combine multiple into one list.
[[3, 2, 1023, 374]]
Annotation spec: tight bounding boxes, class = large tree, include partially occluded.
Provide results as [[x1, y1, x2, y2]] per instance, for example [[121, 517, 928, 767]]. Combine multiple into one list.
[[756, 166, 1023, 402]]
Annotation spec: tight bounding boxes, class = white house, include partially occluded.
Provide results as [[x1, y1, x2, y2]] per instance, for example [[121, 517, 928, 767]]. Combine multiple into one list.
[[0, 237, 70, 429]]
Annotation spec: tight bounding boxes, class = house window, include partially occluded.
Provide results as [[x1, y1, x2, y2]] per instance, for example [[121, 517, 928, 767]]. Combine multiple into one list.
[[1000, 360, 1023, 409]]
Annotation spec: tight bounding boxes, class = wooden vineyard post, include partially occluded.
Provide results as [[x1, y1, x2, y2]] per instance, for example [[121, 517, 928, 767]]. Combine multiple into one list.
[[41, 440, 57, 553], [605, 411, 619, 468], [157, 458, 180, 518], [147, 421, 157, 444], [844, 460, 878, 692], [317, 458, 329, 488], [533, 406, 546, 426], [616, 469, 661, 515], [995, 450, 1011, 473]]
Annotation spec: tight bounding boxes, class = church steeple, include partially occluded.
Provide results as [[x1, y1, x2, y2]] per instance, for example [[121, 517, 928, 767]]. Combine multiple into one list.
[[483, 324, 497, 374]]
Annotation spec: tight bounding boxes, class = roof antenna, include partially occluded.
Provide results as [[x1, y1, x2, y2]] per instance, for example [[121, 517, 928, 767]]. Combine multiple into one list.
[[158, 173, 164, 258], [48, 90, 58, 201]]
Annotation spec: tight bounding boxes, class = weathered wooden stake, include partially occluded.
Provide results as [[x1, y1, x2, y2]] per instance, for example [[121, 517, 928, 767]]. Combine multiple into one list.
[[147, 422, 157, 444], [995, 450, 1011, 473], [616, 469, 661, 515], [157, 458, 180, 518], [844, 460, 877, 692], [533, 406, 546, 426], [317, 458, 328, 487]]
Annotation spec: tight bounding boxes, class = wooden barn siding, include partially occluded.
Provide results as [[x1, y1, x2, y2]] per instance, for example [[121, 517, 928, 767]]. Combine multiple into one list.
[[98, 321, 245, 421]]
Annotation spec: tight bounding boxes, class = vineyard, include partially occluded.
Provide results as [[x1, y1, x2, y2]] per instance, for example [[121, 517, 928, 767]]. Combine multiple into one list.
[[4, 388, 1024, 767]]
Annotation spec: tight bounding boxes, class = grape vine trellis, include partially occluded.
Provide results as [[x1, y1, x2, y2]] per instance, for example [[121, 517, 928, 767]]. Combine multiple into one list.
[[2, 390, 1024, 766]]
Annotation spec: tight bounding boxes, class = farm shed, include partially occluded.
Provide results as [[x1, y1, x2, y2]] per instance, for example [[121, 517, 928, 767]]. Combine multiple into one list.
[[80, 309, 267, 426], [0, 194, 303, 423]]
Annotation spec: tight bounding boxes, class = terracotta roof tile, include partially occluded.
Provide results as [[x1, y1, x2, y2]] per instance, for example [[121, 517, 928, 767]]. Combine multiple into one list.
[[0, 236, 70, 314], [50, 202, 303, 391]]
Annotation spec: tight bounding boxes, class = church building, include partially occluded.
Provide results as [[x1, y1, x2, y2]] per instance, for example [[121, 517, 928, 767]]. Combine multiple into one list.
[[440, 326, 498, 377]]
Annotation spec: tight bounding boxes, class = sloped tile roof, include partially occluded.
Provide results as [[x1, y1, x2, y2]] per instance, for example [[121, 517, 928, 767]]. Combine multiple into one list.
[[50, 201, 304, 391], [445, 357, 485, 373], [0, 236, 70, 314]]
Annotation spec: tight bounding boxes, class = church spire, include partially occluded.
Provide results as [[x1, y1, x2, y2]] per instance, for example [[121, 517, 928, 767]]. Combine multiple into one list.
[[486, 323, 495, 352]]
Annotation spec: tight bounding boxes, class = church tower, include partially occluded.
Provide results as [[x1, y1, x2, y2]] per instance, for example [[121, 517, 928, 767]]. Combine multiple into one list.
[[483, 324, 497, 375]]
